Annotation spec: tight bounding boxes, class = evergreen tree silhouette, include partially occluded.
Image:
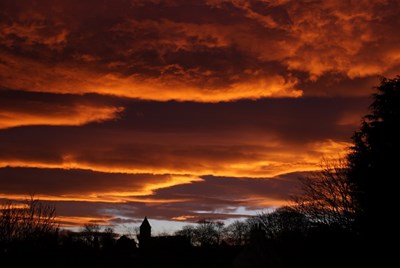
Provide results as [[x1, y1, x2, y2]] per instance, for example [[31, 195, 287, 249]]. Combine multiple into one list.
[[347, 76, 400, 237]]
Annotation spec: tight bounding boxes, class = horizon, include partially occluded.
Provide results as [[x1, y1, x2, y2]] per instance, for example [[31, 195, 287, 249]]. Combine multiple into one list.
[[1, 0, 400, 234]]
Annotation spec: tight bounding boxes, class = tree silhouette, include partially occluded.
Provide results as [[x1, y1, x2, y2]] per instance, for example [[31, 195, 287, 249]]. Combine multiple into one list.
[[193, 219, 222, 247], [81, 223, 101, 248], [175, 219, 225, 247], [175, 225, 196, 245], [293, 159, 356, 230], [100, 227, 117, 251], [250, 206, 310, 239], [347, 76, 400, 236], [0, 197, 57, 245], [224, 220, 251, 245]]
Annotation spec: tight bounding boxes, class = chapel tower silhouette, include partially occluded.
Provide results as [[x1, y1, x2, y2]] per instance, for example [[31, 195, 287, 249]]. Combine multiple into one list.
[[139, 216, 151, 248]]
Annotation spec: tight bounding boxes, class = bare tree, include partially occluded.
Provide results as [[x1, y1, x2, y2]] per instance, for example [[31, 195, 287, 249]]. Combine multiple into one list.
[[81, 223, 101, 248], [175, 219, 224, 247], [99, 227, 117, 250], [293, 159, 356, 229], [0, 196, 57, 245], [0, 202, 21, 244], [193, 219, 219, 247], [250, 207, 309, 239], [224, 220, 251, 245], [175, 225, 196, 245]]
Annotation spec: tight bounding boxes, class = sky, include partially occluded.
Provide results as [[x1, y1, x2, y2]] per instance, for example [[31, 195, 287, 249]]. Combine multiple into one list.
[[1, 0, 399, 234]]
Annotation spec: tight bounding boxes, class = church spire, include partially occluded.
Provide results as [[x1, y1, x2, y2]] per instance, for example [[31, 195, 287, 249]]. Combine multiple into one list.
[[139, 217, 151, 248]]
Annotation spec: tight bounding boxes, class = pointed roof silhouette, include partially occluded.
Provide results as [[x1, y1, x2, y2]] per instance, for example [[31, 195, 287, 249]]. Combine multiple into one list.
[[140, 216, 151, 229]]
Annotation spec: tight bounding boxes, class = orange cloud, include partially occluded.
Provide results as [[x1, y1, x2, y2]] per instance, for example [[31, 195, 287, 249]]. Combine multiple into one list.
[[0, 52, 302, 102], [207, 0, 400, 82], [0, 105, 123, 129], [0, 89, 124, 128], [56, 216, 113, 227], [0, 96, 361, 180], [0, 138, 348, 178], [2, 0, 399, 101], [281, 0, 399, 80]]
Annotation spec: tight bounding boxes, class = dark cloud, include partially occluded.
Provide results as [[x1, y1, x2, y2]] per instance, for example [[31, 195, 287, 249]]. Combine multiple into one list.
[[0, 96, 368, 177], [153, 174, 301, 205], [0, 90, 124, 128], [110, 171, 307, 222], [0, 166, 305, 224], [0, 167, 184, 196]]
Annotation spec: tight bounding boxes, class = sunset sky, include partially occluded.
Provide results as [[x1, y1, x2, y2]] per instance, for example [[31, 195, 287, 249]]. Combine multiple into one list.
[[1, 0, 399, 233]]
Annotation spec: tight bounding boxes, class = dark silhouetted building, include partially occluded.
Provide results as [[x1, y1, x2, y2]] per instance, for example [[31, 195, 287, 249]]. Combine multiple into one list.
[[138, 217, 190, 251], [138, 217, 151, 248]]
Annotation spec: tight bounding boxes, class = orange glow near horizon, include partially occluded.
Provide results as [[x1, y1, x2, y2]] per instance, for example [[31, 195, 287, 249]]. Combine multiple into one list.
[[172, 215, 196, 221], [0, 193, 192, 205], [0, 140, 350, 227], [56, 216, 114, 228]]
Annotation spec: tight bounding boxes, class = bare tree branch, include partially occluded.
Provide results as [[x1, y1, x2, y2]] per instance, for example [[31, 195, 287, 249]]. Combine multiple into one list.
[[292, 159, 356, 229]]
